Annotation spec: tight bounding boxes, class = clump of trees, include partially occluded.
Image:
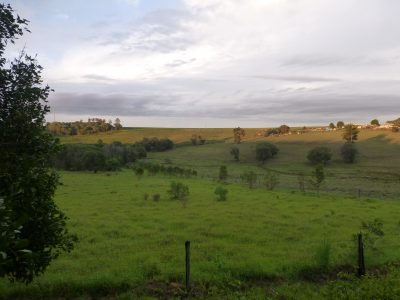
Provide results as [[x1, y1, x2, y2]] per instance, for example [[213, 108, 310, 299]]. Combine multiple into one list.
[[255, 142, 279, 164], [370, 119, 380, 126], [47, 118, 123, 136], [54, 142, 146, 171], [190, 134, 206, 145], [230, 146, 240, 161], [0, 4, 76, 283], [265, 124, 291, 137], [133, 162, 197, 178], [135, 138, 174, 152], [307, 147, 332, 165], [336, 121, 345, 129], [233, 127, 245, 144]]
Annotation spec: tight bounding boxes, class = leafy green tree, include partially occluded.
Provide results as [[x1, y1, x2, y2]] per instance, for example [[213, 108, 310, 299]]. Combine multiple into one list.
[[340, 143, 358, 163], [214, 186, 228, 201], [336, 121, 345, 129], [310, 164, 325, 195], [342, 124, 359, 143], [255, 142, 279, 164], [329, 122, 336, 129], [0, 4, 75, 283], [218, 165, 228, 182], [370, 119, 380, 126], [230, 146, 240, 161], [168, 182, 189, 204], [307, 147, 332, 165], [279, 124, 290, 134], [241, 171, 257, 188], [233, 127, 245, 144]]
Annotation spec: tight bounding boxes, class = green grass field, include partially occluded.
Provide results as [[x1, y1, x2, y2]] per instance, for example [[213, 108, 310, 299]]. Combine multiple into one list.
[[1, 171, 400, 299], [2, 128, 400, 299]]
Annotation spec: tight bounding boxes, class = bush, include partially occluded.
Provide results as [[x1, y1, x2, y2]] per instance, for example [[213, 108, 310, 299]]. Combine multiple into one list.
[[218, 165, 228, 182], [241, 171, 258, 188], [341, 143, 358, 163], [214, 186, 228, 201], [307, 147, 332, 165], [310, 164, 325, 195], [255, 142, 279, 164], [152, 194, 160, 202], [168, 182, 189, 201], [136, 138, 174, 152], [263, 171, 279, 190], [230, 146, 240, 161], [134, 167, 144, 177]]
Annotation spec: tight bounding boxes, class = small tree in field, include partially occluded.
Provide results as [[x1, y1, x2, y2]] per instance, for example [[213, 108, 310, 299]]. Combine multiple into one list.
[[233, 127, 245, 144], [214, 186, 228, 201], [230, 146, 240, 161], [0, 4, 75, 283], [218, 165, 228, 182], [370, 119, 380, 127], [342, 124, 359, 143], [263, 171, 279, 190], [337, 121, 345, 129], [168, 182, 189, 207], [241, 171, 257, 188], [341, 143, 358, 163], [310, 164, 325, 195], [279, 124, 290, 134], [255, 142, 279, 164], [307, 147, 332, 165], [329, 123, 336, 129]]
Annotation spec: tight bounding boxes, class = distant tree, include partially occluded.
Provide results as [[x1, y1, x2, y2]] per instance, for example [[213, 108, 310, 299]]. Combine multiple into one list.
[[218, 165, 228, 182], [83, 151, 106, 172], [340, 143, 358, 163], [190, 134, 205, 145], [114, 118, 122, 130], [233, 127, 245, 144], [310, 164, 325, 195], [329, 123, 336, 129], [255, 142, 279, 164], [342, 124, 359, 143], [337, 121, 345, 129], [370, 119, 380, 126], [214, 186, 228, 201], [279, 124, 290, 134], [168, 182, 189, 207], [307, 147, 332, 165], [263, 171, 279, 190], [230, 146, 240, 161], [241, 171, 257, 188], [0, 4, 75, 283]]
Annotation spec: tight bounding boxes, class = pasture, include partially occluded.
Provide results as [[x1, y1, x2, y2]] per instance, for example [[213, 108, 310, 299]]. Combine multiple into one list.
[[1, 170, 400, 299]]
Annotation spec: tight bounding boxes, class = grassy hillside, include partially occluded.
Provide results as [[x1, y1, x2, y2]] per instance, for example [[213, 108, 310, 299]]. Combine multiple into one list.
[[1, 171, 400, 299]]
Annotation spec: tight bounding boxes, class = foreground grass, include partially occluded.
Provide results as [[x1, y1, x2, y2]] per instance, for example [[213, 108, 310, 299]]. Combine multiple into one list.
[[1, 171, 400, 299]]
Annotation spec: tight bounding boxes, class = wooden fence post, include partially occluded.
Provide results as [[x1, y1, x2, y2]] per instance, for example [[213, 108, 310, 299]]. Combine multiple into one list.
[[357, 233, 366, 277], [185, 240, 190, 291]]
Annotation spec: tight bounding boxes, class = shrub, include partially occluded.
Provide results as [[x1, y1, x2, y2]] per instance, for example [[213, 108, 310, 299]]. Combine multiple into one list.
[[230, 146, 240, 161], [310, 164, 325, 195], [219, 165, 228, 182], [152, 194, 160, 202], [241, 171, 257, 188], [255, 142, 279, 164], [143, 193, 149, 200], [168, 182, 189, 201], [263, 171, 279, 190], [134, 167, 144, 177], [341, 143, 358, 163], [214, 186, 228, 201], [307, 147, 332, 165]]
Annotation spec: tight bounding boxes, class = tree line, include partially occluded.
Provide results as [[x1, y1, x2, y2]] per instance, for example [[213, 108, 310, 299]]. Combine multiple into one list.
[[46, 118, 123, 136]]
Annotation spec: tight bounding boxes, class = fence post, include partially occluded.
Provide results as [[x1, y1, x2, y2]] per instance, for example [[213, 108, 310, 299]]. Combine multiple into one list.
[[357, 233, 366, 277], [185, 240, 190, 291]]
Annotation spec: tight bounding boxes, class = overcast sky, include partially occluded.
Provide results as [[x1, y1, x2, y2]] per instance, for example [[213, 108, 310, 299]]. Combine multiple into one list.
[[8, 0, 400, 127]]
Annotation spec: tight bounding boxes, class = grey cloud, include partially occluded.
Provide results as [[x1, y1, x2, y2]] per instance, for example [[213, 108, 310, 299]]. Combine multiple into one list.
[[82, 74, 116, 82], [250, 74, 341, 83], [165, 58, 196, 68]]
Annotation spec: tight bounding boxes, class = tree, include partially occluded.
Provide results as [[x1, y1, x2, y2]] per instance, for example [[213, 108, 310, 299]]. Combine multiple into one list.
[[114, 118, 122, 130], [340, 143, 358, 163], [370, 119, 380, 127], [241, 171, 257, 188], [307, 147, 332, 165], [214, 186, 228, 201], [329, 122, 336, 129], [233, 127, 245, 144], [218, 165, 228, 182], [279, 124, 290, 134], [0, 4, 75, 283], [310, 164, 325, 195], [337, 121, 345, 129], [230, 146, 240, 161], [255, 142, 279, 164], [263, 171, 279, 190], [342, 124, 359, 143]]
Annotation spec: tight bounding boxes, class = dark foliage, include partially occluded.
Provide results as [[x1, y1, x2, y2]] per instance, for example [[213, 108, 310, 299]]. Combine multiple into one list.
[[135, 138, 174, 152], [47, 118, 122, 136], [255, 142, 279, 163], [340, 143, 358, 163], [307, 147, 332, 165]]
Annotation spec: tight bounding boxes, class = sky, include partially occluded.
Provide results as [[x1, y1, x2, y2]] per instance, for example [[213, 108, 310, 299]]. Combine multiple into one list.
[[7, 0, 400, 127]]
